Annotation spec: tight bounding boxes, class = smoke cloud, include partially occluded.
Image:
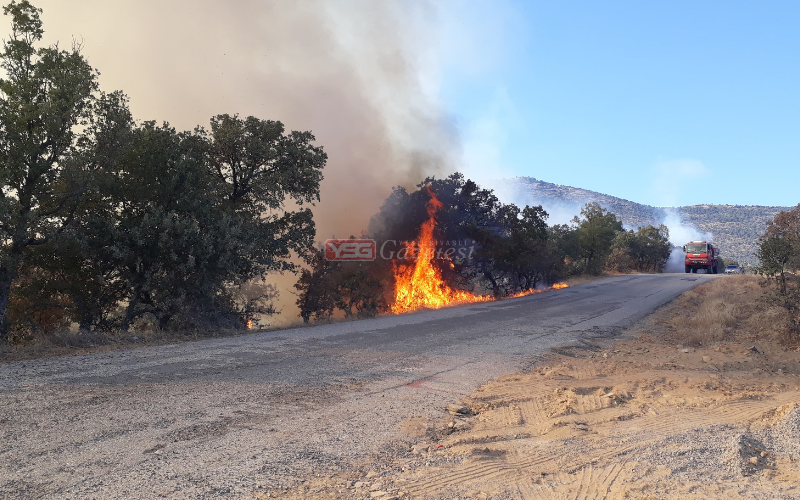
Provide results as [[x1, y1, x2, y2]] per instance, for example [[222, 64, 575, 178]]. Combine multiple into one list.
[[662, 210, 713, 273], [488, 180, 582, 226], [25, 1, 463, 321], [31, 0, 457, 241], [662, 210, 713, 247]]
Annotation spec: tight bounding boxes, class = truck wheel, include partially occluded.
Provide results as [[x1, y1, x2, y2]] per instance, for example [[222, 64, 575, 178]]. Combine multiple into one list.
[[713, 265, 718, 274], [685, 265, 690, 273], [692, 268, 697, 273]]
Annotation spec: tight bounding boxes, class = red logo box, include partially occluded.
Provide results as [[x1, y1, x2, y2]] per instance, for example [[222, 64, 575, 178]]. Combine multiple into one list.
[[324, 239, 376, 261]]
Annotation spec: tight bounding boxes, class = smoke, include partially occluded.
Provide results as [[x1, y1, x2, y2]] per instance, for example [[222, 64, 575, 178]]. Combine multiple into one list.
[[662, 209, 713, 273], [31, 0, 457, 241], [490, 181, 583, 226], [649, 158, 710, 207], [664, 248, 686, 273], [662, 210, 713, 247], [28, 1, 463, 321]]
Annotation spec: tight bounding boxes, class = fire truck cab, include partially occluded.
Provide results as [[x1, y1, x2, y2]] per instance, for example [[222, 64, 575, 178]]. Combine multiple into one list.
[[682, 240, 718, 274]]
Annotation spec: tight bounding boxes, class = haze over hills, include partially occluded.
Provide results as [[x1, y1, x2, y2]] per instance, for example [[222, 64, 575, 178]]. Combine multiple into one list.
[[499, 177, 792, 263]]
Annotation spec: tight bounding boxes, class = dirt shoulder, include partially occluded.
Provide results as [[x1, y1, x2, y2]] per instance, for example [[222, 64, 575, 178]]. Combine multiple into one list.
[[0, 274, 602, 364], [328, 276, 800, 499]]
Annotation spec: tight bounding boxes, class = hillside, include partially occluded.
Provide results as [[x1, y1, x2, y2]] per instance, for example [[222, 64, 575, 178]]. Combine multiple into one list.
[[503, 177, 791, 263]]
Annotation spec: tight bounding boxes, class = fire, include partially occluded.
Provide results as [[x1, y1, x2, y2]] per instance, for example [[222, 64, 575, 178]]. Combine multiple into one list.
[[391, 188, 491, 314], [506, 282, 570, 299], [390, 186, 568, 314], [246, 318, 254, 329]]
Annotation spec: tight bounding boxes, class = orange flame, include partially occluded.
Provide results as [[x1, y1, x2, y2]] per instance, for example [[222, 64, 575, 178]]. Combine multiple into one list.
[[391, 187, 490, 313], [506, 282, 569, 299], [246, 318, 254, 329], [390, 186, 569, 314]]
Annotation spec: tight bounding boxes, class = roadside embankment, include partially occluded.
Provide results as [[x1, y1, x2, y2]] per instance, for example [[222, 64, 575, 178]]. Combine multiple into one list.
[[357, 276, 800, 499]]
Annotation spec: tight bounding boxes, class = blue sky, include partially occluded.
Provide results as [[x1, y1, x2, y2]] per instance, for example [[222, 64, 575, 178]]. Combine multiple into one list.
[[439, 1, 800, 208], [26, 1, 800, 212]]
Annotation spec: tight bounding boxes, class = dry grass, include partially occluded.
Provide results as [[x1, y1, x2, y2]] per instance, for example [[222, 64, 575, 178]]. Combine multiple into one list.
[[0, 273, 641, 364], [0, 318, 311, 363], [652, 275, 792, 347]]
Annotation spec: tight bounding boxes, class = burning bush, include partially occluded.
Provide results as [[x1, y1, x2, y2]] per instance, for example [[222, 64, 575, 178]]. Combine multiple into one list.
[[296, 174, 572, 320]]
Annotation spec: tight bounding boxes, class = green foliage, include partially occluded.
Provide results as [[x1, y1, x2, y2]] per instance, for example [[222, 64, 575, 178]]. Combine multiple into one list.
[[609, 225, 671, 273], [0, 0, 99, 338], [295, 174, 571, 322], [66, 116, 323, 331], [0, 2, 326, 339], [467, 203, 559, 294], [757, 204, 800, 338], [571, 202, 623, 273], [294, 243, 389, 323]]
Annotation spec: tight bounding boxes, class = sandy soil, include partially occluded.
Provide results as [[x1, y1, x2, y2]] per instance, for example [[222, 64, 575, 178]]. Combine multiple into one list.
[[306, 276, 800, 500], [6, 274, 796, 499]]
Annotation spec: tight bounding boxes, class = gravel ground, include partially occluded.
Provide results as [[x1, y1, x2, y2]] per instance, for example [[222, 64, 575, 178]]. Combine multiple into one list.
[[0, 274, 714, 499]]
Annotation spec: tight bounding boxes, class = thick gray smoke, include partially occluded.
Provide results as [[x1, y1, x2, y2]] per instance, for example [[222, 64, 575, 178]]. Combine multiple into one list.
[[32, 0, 457, 241], [28, 1, 459, 322]]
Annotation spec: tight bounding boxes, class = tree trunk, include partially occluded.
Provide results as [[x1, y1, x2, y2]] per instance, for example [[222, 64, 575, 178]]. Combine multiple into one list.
[[0, 251, 22, 342], [0, 270, 13, 341], [124, 285, 141, 329]]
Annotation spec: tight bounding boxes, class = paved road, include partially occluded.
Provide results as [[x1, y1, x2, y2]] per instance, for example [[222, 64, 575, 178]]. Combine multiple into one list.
[[0, 274, 715, 499]]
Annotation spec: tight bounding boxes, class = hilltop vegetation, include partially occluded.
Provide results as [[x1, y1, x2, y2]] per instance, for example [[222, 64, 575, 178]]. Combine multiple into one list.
[[679, 205, 786, 264], [502, 177, 667, 229], [506, 177, 789, 263]]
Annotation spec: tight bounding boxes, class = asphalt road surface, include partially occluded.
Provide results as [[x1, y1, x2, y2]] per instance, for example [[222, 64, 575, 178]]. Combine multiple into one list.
[[0, 274, 716, 499]]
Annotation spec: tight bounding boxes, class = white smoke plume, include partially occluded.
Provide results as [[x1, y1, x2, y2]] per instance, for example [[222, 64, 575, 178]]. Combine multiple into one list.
[[662, 209, 713, 273], [662, 210, 713, 247], [489, 181, 582, 225]]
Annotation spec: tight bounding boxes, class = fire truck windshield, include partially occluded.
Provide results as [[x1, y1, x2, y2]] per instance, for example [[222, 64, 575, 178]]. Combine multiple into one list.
[[686, 244, 707, 253]]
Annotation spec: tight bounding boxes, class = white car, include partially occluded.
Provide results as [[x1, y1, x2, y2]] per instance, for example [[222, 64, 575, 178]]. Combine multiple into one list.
[[724, 265, 741, 274]]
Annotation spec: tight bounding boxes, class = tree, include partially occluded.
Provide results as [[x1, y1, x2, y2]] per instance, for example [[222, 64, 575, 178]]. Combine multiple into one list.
[[548, 223, 580, 273], [294, 174, 571, 322], [572, 202, 623, 273], [609, 224, 671, 273], [0, 2, 328, 338], [96, 117, 326, 330], [0, 1, 100, 339], [468, 203, 559, 294], [757, 205, 800, 338], [294, 242, 389, 324]]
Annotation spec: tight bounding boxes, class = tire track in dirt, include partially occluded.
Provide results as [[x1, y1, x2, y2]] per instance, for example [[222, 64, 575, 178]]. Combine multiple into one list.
[[387, 356, 800, 499]]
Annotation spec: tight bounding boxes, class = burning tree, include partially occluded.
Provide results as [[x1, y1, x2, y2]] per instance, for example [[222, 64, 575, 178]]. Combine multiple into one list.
[[390, 185, 491, 313], [296, 173, 571, 320]]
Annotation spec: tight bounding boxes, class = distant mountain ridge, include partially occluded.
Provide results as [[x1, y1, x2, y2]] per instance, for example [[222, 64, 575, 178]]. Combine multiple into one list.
[[502, 177, 792, 263]]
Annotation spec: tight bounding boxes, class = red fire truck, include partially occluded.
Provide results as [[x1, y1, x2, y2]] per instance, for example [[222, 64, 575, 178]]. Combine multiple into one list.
[[682, 240, 718, 274]]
